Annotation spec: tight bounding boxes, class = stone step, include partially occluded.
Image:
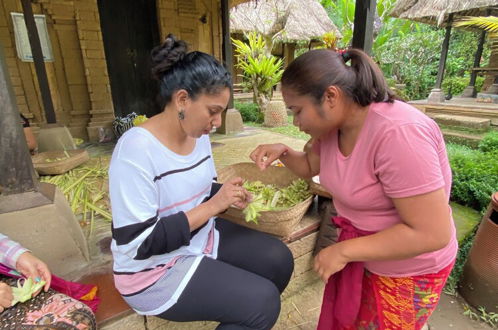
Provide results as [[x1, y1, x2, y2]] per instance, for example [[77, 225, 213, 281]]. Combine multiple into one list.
[[441, 129, 483, 148], [432, 114, 491, 131]]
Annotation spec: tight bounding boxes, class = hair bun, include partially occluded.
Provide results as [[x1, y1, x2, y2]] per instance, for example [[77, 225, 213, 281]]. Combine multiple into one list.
[[151, 34, 188, 80]]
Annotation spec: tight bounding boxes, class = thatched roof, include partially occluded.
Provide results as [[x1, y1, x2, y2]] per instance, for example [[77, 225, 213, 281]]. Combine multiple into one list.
[[390, 0, 498, 26], [230, 0, 341, 43]]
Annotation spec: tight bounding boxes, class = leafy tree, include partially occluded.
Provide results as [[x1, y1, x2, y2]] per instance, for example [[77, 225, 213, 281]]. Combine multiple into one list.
[[377, 25, 442, 100]]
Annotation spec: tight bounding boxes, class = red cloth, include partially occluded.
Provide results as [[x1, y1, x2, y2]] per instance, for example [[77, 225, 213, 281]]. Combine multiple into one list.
[[0, 263, 100, 313], [317, 216, 374, 330]]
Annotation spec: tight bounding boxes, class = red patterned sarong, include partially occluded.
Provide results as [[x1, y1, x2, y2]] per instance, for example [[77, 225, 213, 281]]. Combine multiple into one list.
[[318, 217, 454, 330], [351, 262, 454, 330]]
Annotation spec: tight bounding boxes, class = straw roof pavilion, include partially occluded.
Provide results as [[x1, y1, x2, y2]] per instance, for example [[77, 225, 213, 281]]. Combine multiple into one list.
[[390, 0, 498, 26], [390, 0, 498, 101], [230, 0, 341, 43]]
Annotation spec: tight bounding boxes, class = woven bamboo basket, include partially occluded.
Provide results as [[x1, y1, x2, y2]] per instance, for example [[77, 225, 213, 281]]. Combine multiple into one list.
[[32, 150, 90, 175], [217, 162, 313, 237]]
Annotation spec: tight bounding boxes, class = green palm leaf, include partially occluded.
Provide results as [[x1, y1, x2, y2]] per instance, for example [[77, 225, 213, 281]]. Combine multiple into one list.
[[454, 16, 498, 37]]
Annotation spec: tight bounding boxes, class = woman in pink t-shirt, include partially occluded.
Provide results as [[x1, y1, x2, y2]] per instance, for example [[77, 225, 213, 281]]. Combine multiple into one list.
[[250, 48, 457, 330]]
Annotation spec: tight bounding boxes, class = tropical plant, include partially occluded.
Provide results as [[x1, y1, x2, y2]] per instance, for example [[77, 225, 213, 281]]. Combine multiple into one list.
[[321, 31, 339, 49], [320, 0, 354, 46], [320, 0, 415, 55], [232, 32, 284, 111], [455, 16, 498, 37]]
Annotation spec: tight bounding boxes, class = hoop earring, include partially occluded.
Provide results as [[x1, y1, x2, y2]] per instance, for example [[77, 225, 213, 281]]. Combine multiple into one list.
[[178, 109, 185, 120]]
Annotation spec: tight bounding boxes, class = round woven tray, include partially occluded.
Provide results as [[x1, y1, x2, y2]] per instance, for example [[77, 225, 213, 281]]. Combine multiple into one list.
[[32, 149, 90, 175], [217, 162, 313, 237]]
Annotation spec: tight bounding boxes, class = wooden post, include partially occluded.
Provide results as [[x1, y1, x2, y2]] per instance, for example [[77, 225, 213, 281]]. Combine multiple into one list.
[[352, 0, 376, 54], [434, 14, 453, 89], [0, 44, 53, 212], [20, 0, 56, 124], [470, 31, 487, 87], [217, 0, 243, 135], [462, 30, 486, 98], [221, 0, 234, 110], [428, 14, 453, 103]]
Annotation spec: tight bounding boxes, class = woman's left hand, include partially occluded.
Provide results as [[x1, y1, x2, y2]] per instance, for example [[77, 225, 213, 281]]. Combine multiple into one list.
[[16, 252, 52, 293], [313, 243, 349, 283]]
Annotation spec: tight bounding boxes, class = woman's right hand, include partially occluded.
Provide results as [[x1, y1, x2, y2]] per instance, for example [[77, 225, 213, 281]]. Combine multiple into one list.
[[250, 143, 288, 170], [0, 282, 13, 313], [210, 177, 251, 214]]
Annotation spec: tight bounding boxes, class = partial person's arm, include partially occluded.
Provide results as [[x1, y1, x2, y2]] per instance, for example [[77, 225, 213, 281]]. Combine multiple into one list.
[[0, 234, 51, 290], [0, 282, 13, 313], [0, 233, 29, 269]]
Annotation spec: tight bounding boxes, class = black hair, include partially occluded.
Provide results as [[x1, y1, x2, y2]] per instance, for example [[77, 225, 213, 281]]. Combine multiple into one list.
[[281, 48, 395, 107], [151, 34, 232, 108]]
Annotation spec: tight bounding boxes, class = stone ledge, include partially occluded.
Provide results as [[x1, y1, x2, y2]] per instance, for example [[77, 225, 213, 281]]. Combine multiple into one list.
[[433, 114, 490, 131], [441, 129, 482, 148]]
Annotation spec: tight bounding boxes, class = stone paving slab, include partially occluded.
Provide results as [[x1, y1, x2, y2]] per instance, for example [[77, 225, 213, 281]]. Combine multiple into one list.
[[212, 129, 306, 170]]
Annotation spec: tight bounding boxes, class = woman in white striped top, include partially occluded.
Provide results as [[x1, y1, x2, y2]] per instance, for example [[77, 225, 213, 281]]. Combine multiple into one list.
[[109, 34, 294, 329]]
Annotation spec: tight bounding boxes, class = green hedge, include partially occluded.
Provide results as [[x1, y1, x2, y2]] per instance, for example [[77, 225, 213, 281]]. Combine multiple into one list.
[[478, 130, 498, 152], [442, 76, 485, 96], [235, 101, 263, 123], [447, 142, 498, 213]]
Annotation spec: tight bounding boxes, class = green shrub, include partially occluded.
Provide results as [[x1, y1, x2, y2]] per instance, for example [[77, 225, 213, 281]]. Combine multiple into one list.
[[447, 143, 498, 213], [235, 101, 263, 123], [442, 76, 485, 96], [444, 225, 478, 295], [478, 130, 498, 152]]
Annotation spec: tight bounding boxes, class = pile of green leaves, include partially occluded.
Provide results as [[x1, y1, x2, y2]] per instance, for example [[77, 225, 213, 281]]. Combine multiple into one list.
[[11, 278, 46, 306], [242, 179, 311, 224]]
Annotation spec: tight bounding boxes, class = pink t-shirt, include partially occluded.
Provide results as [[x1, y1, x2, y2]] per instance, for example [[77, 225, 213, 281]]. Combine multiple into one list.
[[314, 101, 457, 277]]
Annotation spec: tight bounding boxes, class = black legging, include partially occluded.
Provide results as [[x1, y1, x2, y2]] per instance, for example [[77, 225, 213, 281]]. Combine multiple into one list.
[[157, 218, 294, 329]]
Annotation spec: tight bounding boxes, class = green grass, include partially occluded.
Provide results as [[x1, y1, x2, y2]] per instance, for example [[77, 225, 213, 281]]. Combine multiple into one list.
[[245, 116, 311, 141]]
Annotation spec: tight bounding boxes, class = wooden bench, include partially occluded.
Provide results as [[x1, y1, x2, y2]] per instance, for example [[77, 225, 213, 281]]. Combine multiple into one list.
[[472, 67, 498, 73]]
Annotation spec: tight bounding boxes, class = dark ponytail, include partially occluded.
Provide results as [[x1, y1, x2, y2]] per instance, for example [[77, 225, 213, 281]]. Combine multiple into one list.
[[151, 34, 232, 108], [281, 48, 395, 107]]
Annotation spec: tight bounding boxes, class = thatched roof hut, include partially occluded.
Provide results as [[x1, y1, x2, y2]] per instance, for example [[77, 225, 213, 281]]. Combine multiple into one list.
[[230, 0, 341, 43], [390, 0, 498, 26]]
